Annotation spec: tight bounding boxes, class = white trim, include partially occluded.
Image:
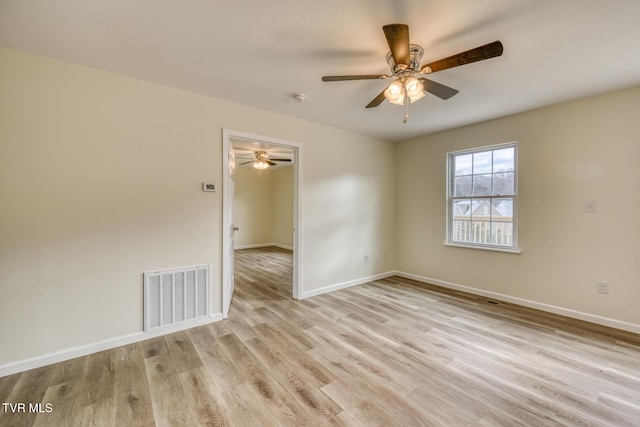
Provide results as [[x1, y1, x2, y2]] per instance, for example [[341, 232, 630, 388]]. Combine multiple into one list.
[[300, 272, 395, 299], [272, 243, 294, 251], [443, 242, 522, 254], [394, 271, 640, 335], [222, 130, 233, 318], [447, 141, 518, 156], [234, 243, 294, 251], [0, 313, 223, 378], [234, 243, 273, 250], [222, 129, 303, 304]]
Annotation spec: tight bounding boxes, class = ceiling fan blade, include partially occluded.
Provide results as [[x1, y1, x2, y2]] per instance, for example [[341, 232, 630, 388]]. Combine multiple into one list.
[[239, 161, 254, 165], [266, 161, 277, 166], [419, 78, 459, 100], [383, 24, 410, 69], [422, 41, 503, 74], [270, 158, 292, 162], [365, 88, 388, 109], [322, 74, 387, 81]]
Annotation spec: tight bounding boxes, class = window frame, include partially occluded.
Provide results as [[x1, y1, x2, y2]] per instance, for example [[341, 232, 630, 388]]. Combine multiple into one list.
[[445, 142, 520, 253]]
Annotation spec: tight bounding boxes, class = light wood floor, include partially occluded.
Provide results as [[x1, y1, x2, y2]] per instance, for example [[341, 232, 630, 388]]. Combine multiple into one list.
[[2, 246, 640, 426]]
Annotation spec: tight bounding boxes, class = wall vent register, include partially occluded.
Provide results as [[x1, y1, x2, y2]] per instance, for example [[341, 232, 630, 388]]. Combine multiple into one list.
[[143, 265, 210, 332]]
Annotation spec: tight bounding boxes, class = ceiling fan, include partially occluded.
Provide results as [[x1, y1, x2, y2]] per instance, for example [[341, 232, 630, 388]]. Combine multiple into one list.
[[322, 24, 503, 122], [238, 150, 291, 170]]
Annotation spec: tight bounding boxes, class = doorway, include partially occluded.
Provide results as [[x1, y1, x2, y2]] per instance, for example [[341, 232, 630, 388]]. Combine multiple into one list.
[[221, 129, 302, 318]]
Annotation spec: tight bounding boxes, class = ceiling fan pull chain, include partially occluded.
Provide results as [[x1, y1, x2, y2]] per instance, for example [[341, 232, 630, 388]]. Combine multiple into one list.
[[403, 89, 410, 123]]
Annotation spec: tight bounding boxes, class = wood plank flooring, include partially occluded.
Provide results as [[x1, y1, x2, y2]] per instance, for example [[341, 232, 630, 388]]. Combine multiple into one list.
[[2, 246, 640, 426]]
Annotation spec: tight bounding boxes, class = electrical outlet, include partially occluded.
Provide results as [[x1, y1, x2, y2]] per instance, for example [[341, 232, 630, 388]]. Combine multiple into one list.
[[364, 254, 369, 263], [596, 281, 609, 294]]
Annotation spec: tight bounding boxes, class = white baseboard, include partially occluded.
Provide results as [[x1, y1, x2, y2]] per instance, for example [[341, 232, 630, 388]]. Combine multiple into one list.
[[234, 243, 272, 250], [235, 243, 293, 250], [0, 313, 223, 378], [394, 271, 640, 335], [272, 243, 293, 251], [300, 271, 395, 299]]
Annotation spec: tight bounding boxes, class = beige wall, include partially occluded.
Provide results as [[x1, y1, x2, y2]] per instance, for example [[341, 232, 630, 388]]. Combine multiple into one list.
[[396, 85, 640, 326], [0, 46, 396, 366], [233, 166, 293, 248], [271, 166, 294, 248], [233, 167, 275, 247]]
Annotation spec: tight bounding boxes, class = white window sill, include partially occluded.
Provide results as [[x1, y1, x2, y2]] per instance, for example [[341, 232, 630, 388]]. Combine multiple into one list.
[[444, 242, 522, 254]]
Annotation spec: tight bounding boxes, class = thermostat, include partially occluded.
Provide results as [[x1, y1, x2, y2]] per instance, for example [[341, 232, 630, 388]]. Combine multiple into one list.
[[202, 182, 216, 192]]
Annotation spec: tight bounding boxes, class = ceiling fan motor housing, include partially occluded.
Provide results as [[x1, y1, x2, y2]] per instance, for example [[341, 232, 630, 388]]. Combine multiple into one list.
[[386, 44, 424, 74]]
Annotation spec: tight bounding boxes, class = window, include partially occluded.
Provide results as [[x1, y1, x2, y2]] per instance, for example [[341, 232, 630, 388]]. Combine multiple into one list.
[[447, 143, 517, 251]]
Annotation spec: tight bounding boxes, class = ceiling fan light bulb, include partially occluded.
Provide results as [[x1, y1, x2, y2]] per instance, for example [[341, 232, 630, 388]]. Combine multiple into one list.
[[385, 80, 406, 105], [405, 76, 419, 91], [388, 80, 403, 95], [405, 77, 423, 98]]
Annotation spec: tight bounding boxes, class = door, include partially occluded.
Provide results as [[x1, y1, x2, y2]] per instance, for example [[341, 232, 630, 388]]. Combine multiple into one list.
[[223, 144, 236, 318], [222, 129, 303, 309]]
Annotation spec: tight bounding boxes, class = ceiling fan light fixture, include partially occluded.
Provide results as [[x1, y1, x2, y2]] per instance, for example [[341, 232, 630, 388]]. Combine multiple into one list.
[[387, 80, 403, 95], [253, 150, 270, 169], [384, 80, 405, 105], [405, 76, 425, 103], [253, 159, 269, 170], [385, 76, 424, 105]]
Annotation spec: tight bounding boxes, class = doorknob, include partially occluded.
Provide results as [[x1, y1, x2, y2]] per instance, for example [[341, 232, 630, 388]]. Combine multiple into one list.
[[232, 226, 239, 231]]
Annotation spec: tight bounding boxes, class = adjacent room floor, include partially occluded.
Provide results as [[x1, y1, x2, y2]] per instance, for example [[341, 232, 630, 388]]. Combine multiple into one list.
[[1, 246, 639, 425]]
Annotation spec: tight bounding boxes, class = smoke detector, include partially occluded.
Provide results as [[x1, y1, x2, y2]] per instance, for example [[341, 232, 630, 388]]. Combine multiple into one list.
[[293, 93, 306, 103]]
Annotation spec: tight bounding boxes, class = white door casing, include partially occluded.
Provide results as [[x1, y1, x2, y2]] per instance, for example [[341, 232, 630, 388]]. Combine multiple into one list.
[[221, 129, 302, 315], [222, 142, 236, 318]]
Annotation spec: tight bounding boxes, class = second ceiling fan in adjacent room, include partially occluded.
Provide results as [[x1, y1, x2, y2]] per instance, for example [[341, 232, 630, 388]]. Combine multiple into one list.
[[239, 150, 292, 170]]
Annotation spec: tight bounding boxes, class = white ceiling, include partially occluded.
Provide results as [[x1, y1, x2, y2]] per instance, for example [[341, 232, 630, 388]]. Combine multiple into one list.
[[2, 0, 640, 142]]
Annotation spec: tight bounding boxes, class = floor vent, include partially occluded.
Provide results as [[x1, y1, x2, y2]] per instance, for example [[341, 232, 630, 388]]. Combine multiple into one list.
[[143, 265, 210, 332]]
